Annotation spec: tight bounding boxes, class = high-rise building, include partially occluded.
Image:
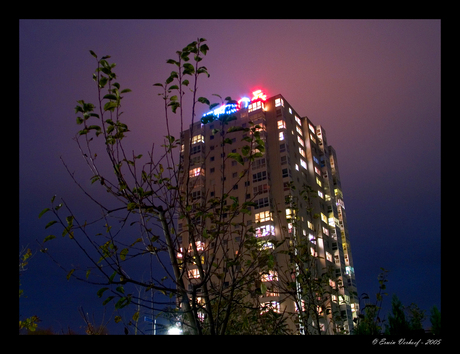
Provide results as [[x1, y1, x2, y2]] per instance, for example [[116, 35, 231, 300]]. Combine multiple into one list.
[[178, 90, 358, 334]]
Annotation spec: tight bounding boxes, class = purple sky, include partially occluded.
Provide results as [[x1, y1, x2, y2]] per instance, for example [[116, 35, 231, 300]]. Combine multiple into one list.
[[19, 19, 440, 334]]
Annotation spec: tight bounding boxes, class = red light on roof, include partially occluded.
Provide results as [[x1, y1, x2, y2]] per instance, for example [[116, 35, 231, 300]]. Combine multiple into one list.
[[251, 90, 267, 101]]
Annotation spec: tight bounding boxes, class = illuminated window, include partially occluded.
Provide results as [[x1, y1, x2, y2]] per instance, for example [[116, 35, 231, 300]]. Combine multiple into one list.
[[255, 211, 272, 223], [254, 224, 275, 237], [310, 134, 316, 144], [328, 218, 336, 227], [295, 116, 301, 126], [309, 123, 315, 133], [261, 270, 278, 282], [277, 120, 286, 129], [248, 101, 263, 112], [296, 125, 303, 136], [300, 159, 307, 169], [316, 177, 322, 187], [189, 167, 204, 177], [308, 221, 314, 230], [289, 108, 292, 114], [260, 301, 280, 314], [295, 163, 299, 171], [321, 213, 328, 224], [297, 136, 304, 147], [188, 268, 200, 279], [318, 190, 324, 199], [279, 131, 284, 141], [315, 167, 321, 175], [298, 147, 305, 157], [191, 134, 204, 144], [322, 226, 329, 236], [286, 208, 294, 219], [275, 98, 284, 107], [329, 279, 336, 288]]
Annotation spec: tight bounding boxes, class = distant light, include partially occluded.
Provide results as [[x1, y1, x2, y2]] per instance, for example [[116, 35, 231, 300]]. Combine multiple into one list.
[[238, 97, 251, 109], [168, 326, 182, 335]]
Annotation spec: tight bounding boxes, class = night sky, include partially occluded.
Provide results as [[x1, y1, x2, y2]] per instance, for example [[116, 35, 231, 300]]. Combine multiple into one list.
[[19, 19, 440, 334]]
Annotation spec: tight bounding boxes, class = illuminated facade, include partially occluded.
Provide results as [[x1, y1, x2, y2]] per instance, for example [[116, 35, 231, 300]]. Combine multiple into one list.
[[178, 91, 358, 334]]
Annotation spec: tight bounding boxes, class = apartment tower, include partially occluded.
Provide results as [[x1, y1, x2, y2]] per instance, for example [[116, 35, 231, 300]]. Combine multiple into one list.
[[178, 90, 358, 334]]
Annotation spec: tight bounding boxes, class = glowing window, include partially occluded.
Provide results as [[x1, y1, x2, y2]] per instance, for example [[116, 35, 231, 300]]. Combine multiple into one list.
[[191, 134, 204, 144], [309, 123, 315, 133], [296, 125, 303, 136], [295, 116, 301, 126], [261, 270, 278, 282], [189, 167, 204, 177], [188, 269, 200, 279], [248, 101, 263, 112], [318, 190, 324, 199], [322, 226, 329, 236], [255, 211, 272, 223], [254, 224, 275, 237], [275, 98, 284, 107], [326, 252, 333, 262], [260, 301, 280, 314], [277, 120, 286, 129], [321, 213, 328, 224], [297, 136, 304, 147], [300, 159, 307, 169], [316, 177, 322, 187], [299, 147, 305, 157], [315, 167, 321, 175], [279, 132, 284, 141]]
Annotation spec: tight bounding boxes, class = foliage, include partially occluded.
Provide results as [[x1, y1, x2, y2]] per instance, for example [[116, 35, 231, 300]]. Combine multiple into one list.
[[385, 294, 410, 335], [352, 268, 389, 335], [38, 39, 288, 335], [429, 305, 441, 336], [19, 247, 41, 332]]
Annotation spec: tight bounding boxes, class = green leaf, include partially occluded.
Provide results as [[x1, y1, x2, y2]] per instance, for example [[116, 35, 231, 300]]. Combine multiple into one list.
[[103, 94, 117, 100], [132, 311, 140, 322], [120, 248, 129, 261], [183, 63, 195, 75], [102, 296, 115, 306], [197, 97, 210, 105], [45, 220, 58, 229], [66, 269, 75, 280], [43, 235, 56, 243], [114, 315, 122, 323], [66, 215, 74, 226], [260, 282, 267, 295], [241, 145, 251, 156], [127, 202, 137, 211], [200, 44, 209, 55], [116, 285, 125, 294], [228, 152, 244, 165], [38, 208, 50, 219], [153, 83, 163, 87], [104, 101, 118, 112], [97, 287, 109, 298], [89, 50, 97, 58]]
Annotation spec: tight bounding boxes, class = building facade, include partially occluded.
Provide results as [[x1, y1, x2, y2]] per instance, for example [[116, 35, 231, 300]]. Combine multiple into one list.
[[178, 91, 358, 334]]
